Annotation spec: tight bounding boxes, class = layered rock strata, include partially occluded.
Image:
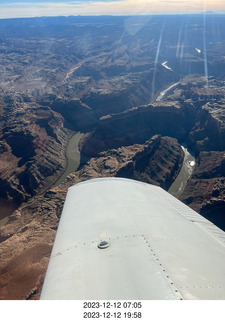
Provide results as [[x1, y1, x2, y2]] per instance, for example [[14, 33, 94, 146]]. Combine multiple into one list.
[[0, 94, 71, 210], [180, 151, 225, 230], [80, 78, 225, 158]]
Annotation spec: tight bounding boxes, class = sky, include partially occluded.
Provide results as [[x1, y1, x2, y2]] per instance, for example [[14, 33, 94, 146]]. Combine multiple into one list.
[[0, 0, 225, 19]]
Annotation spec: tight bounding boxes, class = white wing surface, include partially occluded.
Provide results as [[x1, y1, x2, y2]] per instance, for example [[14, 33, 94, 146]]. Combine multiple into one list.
[[40, 177, 225, 300]]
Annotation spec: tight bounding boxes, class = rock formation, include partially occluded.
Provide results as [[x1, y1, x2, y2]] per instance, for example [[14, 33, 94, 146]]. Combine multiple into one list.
[[180, 151, 225, 230], [0, 94, 71, 210]]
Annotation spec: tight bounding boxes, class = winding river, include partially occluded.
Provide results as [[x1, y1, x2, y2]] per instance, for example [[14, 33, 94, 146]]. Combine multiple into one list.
[[168, 145, 196, 198], [53, 131, 84, 187], [55, 131, 195, 200], [53, 83, 196, 196], [156, 82, 180, 102], [156, 83, 196, 197]]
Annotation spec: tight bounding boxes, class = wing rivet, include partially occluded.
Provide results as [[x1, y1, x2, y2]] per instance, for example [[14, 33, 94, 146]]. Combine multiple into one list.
[[98, 241, 110, 249]]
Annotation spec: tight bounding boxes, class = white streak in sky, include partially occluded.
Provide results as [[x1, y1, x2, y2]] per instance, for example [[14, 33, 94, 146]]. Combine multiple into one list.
[[151, 22, 164, 100], [176, 25, 183, 59], [176, 19, 186, 63], [203, 8, 209, 89], [195, 48, 201, 53], [161, 61, 173, 71]]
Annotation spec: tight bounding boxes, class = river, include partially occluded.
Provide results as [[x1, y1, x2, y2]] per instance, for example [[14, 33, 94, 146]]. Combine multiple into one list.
[[53, 131, 84, 187], [168, 145, 196, 198], [156, 83, 196, 197], [0, 132, 83, 227], [54, 84, 195, 194], [53, 132, 196, 199], [156, 82, 179, 102]]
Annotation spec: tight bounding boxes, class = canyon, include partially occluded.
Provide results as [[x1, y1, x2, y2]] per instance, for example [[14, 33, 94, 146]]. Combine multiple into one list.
[[0, 15, 225, 299]]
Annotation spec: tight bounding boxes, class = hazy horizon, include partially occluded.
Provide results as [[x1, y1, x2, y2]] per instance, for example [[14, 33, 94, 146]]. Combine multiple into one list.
[[0, 0, 225, 19]]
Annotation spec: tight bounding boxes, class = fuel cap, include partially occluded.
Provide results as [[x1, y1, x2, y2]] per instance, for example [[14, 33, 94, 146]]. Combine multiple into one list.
[[97, 240, 110, 249]]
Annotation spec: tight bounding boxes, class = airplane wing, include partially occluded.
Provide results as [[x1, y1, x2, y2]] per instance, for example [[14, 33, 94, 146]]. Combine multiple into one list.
[[40, 177, 225, 300]]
